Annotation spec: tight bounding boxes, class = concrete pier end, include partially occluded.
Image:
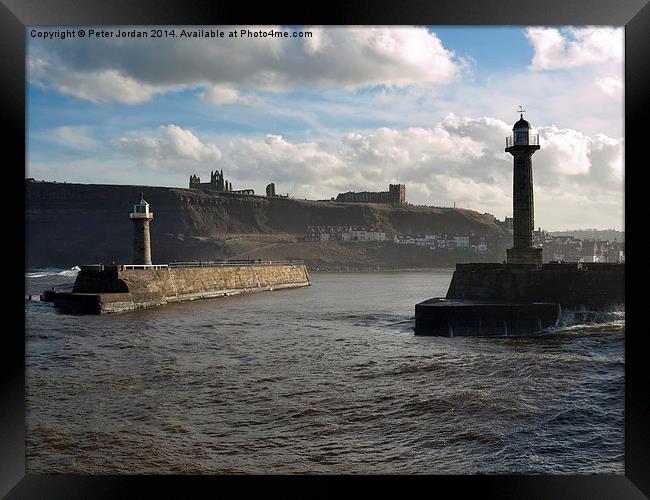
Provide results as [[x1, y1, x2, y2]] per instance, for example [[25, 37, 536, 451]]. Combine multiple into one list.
[[415, 298, 560, 336], [414, 261, 624, 336]]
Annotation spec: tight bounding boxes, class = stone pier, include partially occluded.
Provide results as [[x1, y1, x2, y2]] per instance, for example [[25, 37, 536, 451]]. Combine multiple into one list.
[[413, 111, 624, 337], [53, 263, 311, 314]]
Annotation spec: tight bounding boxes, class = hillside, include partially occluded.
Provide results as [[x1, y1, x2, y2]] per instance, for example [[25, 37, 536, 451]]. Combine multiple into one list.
[[25, 181, 511, 269]]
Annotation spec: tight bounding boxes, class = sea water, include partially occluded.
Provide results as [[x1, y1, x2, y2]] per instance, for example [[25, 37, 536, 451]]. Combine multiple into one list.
[[25, 269, 624, 474]]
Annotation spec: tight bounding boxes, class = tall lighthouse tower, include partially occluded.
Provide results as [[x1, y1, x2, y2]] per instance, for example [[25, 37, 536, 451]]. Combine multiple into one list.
[[129, 192, 154, 265], [505, 107, 542, 266]]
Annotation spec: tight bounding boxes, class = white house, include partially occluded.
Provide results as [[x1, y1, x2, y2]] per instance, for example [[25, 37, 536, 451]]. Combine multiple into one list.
[[454, 235, 470, 249], [395, 235, 416, 245], [351, 227, 367, 241]]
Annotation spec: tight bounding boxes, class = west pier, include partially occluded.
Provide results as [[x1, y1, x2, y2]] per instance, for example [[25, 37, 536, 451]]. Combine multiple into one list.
[[50, 261, 310, 314], [415, 110, 624, 336], [45, 193, 310, 314]]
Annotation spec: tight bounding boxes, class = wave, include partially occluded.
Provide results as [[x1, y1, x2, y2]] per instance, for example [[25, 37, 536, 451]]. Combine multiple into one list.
[[558, 308, 624, 326], [26, 266, 80, 279], [537, 308, 625, 334]]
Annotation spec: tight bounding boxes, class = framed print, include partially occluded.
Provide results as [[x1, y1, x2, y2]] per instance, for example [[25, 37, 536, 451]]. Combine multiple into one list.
[[3, 0, 648, 497]]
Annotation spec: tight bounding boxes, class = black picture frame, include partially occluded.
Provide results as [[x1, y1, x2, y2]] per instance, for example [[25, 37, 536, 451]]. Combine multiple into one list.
[[3, 0, 647, 497]]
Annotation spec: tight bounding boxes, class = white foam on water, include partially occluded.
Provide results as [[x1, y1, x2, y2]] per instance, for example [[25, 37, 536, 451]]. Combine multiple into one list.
[[26, 266, 80, 279], [539, 308, 625, 334]]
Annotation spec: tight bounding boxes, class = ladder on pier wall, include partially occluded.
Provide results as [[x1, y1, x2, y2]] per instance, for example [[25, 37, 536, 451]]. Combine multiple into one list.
[[167, 268, 180, 300]]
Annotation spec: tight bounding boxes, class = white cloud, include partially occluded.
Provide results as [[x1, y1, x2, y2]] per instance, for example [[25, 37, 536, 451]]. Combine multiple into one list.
[[210, 114, 622, 228], [303, 28, 332, 55], [298, 27, 459, 89], [28, 26, 461, 104], [46, 126, 99, 150], [595, 76, 623, 97], [589, 133, 624, 181], [533, 126, 624, 185], [115, 124, 221, 170], [536, 126, 592, 177], [342, 124, 485, 164], [526, 26, 623, 70], [337, 55, 623, 140], [31, 113, 623, 229], [29, 57, 181, 104], [200, 85, 262, 106], [226, 134, 345, 189]]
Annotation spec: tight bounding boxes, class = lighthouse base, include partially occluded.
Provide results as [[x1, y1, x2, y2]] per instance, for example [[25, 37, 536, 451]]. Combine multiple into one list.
[[507, 247, 543, 266]]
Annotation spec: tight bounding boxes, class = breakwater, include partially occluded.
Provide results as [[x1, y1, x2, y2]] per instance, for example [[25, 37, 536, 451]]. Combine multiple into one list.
[[415, 299, 561, 336], [446, 262, 625, 310], [415, 262, 624, 336], [52, 262, 311, 314]]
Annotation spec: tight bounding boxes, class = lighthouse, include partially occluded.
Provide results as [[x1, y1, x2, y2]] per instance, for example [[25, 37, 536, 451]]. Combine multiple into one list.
[[129, 192, 154, 265], [505, 107, 542, 266]]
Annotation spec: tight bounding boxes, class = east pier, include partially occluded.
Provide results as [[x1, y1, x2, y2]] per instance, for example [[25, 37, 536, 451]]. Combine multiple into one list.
[[415, 262, 624, 336], [414, 110, 624, 336]]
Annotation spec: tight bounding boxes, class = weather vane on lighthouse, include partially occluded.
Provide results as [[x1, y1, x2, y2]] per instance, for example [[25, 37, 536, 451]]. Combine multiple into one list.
[[517, 105, 526, 118]]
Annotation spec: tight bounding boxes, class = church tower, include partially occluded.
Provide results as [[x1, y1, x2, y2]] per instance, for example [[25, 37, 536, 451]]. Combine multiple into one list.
[[505, 107, 542, 266]]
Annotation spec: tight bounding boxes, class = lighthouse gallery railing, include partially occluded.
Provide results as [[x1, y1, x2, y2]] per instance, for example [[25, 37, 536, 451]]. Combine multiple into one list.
[[506, 134, 540, 147]]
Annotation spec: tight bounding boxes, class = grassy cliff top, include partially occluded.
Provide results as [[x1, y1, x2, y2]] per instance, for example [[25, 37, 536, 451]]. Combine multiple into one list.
[[27, 180, 507, 237]]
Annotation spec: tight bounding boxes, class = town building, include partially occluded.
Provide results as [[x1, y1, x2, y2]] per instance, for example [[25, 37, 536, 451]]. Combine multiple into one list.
[[534, 233, 624, 263], [392, 232, 491, 252], [453, 235, 470, 250], [335, 184, 406, 205], [395, 235, 417, 245], [304, 225, 385, 242], [495, 216, 514, 234]]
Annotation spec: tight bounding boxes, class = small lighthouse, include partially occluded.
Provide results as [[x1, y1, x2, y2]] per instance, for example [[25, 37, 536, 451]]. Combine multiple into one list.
[[505, 107, 542, 266], [129, 192, 154, 265]]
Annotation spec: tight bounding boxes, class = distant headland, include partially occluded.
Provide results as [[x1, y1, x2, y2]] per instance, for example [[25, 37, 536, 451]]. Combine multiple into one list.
[[25, 179, 511, 270]]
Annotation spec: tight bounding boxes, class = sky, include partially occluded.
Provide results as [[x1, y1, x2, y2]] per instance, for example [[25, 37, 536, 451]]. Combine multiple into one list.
[[26, 25, 624, 231]]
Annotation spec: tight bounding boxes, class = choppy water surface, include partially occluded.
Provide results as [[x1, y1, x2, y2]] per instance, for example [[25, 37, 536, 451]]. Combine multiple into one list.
[[25, 270, 624, 474]]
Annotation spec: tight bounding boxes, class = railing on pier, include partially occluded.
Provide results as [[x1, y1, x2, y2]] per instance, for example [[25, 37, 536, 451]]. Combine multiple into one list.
[[123, 264, 169, 270], [168, 259, 304, 269], [506, 134, 540, 147], [118, 260, 304, 270]]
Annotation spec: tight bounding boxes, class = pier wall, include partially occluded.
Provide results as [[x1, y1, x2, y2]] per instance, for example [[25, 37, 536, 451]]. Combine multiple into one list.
[[61, 264, 310, 313], [446, 262, 624, 310], [415, 299, 560, 336]]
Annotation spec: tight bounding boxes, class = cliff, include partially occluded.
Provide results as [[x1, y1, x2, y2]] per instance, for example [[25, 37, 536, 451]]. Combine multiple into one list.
[[25, 181, 511, 269]]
